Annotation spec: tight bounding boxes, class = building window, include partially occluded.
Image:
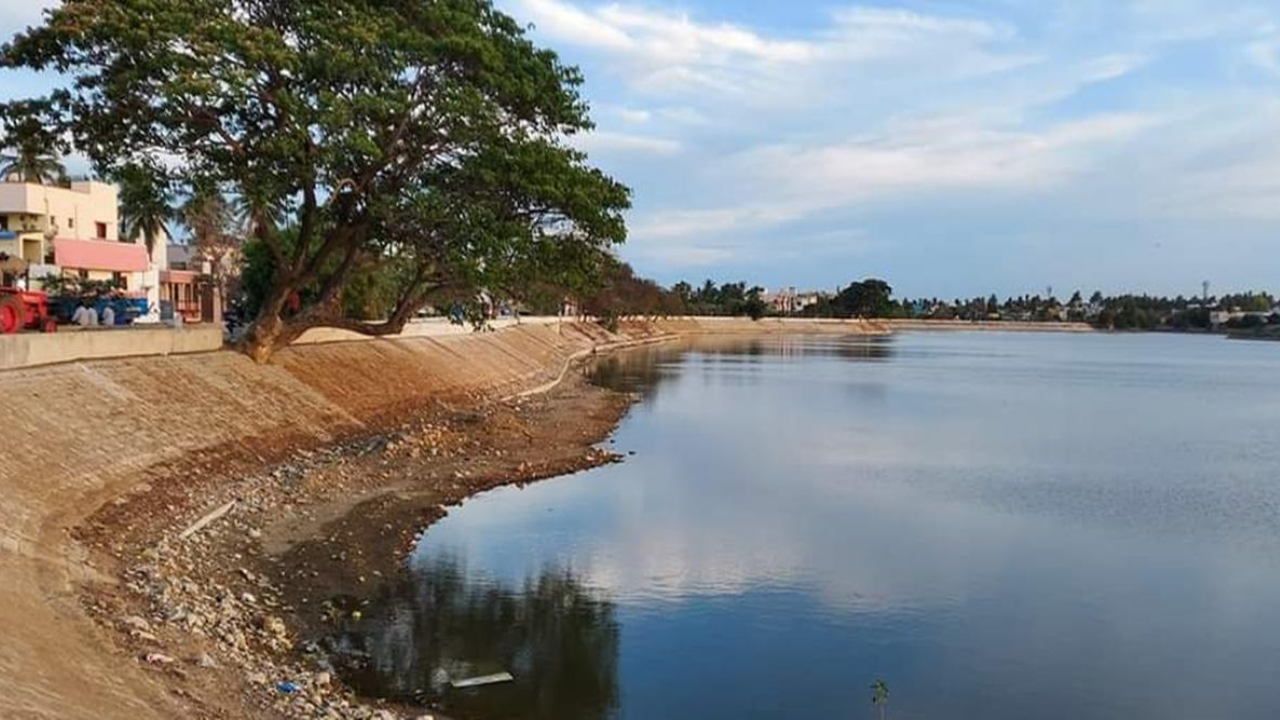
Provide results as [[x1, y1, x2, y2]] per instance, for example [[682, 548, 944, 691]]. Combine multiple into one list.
[[112, 272, 128, 290], [96, 222, 107, 239], [68, 217, 75, 229], [78, 269, 89, 280], [0, 215, 8, 231]]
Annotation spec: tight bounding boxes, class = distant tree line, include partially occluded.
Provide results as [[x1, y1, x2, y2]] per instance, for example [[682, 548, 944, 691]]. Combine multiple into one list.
[[580, 270, 1279, 334], [795, 281, 1279, 332], [572, 269, 768, 327]]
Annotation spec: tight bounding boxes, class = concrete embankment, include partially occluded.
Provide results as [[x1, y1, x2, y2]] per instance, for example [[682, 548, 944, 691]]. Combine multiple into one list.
[[0, 325, 224, 370], [0, 316, 884, 719]]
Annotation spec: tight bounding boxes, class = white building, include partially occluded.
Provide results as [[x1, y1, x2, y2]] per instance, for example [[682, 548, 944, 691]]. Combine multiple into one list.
[[762, 287, 826, 314]]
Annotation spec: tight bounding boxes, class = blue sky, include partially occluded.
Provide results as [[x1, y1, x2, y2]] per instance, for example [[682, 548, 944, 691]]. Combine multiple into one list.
[[5, 1, 1280, 298]]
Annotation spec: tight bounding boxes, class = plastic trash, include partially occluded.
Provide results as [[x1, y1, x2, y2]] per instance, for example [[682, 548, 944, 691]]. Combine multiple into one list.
[[451, 672, 514, 689]]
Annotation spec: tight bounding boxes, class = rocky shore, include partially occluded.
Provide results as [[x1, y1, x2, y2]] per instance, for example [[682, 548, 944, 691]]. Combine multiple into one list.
[[75, 369, 634, 720]]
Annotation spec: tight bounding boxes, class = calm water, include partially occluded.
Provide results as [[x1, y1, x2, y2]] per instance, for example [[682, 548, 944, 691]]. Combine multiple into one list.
[[334, 332, 1280, 719]]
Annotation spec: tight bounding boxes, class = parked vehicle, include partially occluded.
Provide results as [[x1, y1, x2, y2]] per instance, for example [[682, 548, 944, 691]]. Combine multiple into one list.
[[0, 254, 54, 335]]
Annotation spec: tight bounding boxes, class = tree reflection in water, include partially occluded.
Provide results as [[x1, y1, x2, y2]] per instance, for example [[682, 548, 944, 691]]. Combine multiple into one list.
[[589, 336, 894, 402], [331, 555, 620, 720]]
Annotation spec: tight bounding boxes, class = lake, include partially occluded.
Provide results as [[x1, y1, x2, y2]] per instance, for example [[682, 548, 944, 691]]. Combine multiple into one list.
[[336, 332, 1280, 719]]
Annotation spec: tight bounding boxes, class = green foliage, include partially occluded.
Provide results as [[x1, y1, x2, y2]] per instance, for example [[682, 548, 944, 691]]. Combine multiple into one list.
[[743, 287, 767, 320], [2, 0, 629, 358], [580, 257, 681, 323], [341, 265, 406, 321], [833, 279, 894, 318], [39, 274, 124, 299], [0, 100, 66, 184], [238, 238, 279, 319], [115, 162, 174, 253], [671, 279, 770, 317]]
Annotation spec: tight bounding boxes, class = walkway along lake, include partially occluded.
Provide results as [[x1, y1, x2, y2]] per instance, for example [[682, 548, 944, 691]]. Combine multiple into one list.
[[332, 332, 1280, 719]]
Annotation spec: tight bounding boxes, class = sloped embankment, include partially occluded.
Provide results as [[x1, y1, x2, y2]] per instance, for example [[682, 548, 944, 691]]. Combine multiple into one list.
[[0, 317, 885, 719], [0, 321, 675, 720]]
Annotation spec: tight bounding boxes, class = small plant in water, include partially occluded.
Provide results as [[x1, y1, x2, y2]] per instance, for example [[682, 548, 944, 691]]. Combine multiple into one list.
[[870, 679, 890, 720]]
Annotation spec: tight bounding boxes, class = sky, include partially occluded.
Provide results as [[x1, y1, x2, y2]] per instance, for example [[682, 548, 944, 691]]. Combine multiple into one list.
[[4, 1, 1280, 298]]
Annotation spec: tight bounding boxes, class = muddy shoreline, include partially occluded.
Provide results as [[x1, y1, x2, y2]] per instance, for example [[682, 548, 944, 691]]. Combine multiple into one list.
[[75, 360, 641, 720]]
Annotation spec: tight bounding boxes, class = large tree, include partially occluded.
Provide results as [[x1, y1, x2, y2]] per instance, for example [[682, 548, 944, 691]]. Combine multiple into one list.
[[2, 0, 629, 361], [834, 278, 895, 318]]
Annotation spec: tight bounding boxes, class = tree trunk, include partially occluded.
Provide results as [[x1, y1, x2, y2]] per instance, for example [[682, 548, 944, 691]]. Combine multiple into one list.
[[239, 284, 292, 363]]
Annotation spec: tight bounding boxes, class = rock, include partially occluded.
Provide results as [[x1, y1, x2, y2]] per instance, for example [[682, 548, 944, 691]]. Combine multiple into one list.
[[120, 615, 152, 632], [194, 652, 220, 669], [315, 671, 332, 687], [261, 615, 288, 639], [143, 652, 175, 665]]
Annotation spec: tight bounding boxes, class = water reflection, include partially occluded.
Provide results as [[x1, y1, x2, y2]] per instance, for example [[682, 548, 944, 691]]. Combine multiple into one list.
[[331, 557, 619, 720], [335, 332, 1280, 719], [590, 335, 894, 402]]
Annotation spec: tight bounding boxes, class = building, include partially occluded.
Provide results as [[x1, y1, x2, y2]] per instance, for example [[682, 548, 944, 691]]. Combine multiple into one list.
[[0, 180, 153, 290], [762, 287, 827, 315], [162, 242, 226, 323], [0, 179, 222, 324]]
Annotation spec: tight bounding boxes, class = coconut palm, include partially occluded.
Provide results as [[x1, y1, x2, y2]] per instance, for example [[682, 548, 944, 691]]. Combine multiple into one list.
[[0, 140, 65, 184], [116, 164, 174, 255], [0, 105, 66, 185], [870, 679, 890, 720], [233, 185, 287, 237]]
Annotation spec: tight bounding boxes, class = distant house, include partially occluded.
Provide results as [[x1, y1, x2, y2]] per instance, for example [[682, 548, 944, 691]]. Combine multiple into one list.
[[163, 242, 232, 324], [794, 292, 825, 312], [0, 180, 153, 291], [762, 287, 826, 314]]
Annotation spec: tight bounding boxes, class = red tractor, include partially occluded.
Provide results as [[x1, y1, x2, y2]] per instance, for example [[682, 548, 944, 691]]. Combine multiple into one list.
[[0, 254, 54, 335]]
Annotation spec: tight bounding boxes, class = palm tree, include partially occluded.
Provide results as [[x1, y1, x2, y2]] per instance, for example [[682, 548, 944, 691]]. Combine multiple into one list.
[[233, 185, 287, 237], [116, 164, 173, 255], [0, 140, 65, 185], [870, 679, 890, 720]]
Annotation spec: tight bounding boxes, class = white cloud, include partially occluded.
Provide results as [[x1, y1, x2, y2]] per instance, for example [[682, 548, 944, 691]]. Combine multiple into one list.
[[516, 0, 1036, 97], [631, 244, 734, 267], [1079, 53, 1149, 83], [513, 0, 818, 95], [727, 112, 1162, 211], [1245, 37, 1280, 75], [612, 107, 653, 124], [572, 129, 682, 156], [655, 106, 711, 125], [629, 206, 804, 240], [519, 0, 636, 52]]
